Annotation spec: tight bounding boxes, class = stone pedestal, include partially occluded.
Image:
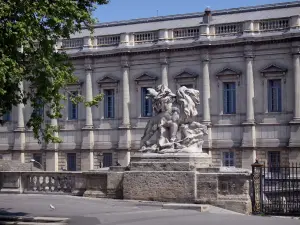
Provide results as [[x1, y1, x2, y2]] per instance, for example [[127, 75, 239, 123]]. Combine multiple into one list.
[[123, 152, 212, 203]]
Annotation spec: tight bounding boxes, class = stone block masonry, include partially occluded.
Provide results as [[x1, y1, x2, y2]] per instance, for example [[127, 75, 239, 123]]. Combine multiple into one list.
[[123, 171, 195, 203]]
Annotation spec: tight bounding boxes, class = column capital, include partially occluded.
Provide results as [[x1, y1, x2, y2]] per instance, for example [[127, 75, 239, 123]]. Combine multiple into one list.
[[121, 55, 130, 68], [244, 44, 254, 59], [159, 52, 169, 65], [200, 48, 210, 62], [84, 57, 93, 71], [291, 44, 300, 55]]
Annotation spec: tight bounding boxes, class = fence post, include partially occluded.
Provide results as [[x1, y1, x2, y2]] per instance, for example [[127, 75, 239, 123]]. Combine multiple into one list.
[[252, 160, 263, 214]]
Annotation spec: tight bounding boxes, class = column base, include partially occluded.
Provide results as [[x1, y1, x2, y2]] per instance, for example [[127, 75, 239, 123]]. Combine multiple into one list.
[[81, 129, 94, 150], [13, 130, 26, 151], [117, 150, 130, 167], [242, 148, 256, 170], [118, 128, 131, 150], [241, 124, 256, 148], [45, 151, 58, 171], [289, 120, 300, 147]]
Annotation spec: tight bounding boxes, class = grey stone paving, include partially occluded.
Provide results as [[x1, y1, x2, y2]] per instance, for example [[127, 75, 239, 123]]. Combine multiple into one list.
[[0, 194, 298, 225]]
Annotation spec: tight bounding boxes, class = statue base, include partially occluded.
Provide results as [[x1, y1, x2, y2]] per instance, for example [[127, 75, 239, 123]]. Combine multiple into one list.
[[130, 152, 212, 171]]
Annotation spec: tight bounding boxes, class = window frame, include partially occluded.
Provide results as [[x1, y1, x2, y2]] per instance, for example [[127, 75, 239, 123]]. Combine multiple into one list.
[[67, 153, 77, 171], [97, 75, 119, 121], [68, 91, 79, 120], [268, 151, 281, 173], [223, 82, 237, 115], [103, 89, 115, 119], [216, 67, 241, 116], [103, 152, 113, 168], [134, 73, 157, 118], [65, 81, 83, 122], [222, 151, 235, 167], [267, 79, 282, 113], [260, 64, 287, 114], [141, 87, 153, 118]]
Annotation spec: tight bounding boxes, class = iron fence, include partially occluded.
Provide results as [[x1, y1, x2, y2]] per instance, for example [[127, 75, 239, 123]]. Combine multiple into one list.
[[252, 161, 300, 216]]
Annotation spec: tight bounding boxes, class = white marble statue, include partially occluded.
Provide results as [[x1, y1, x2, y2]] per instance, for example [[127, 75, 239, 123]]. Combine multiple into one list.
[[139, 84, 208, 153]]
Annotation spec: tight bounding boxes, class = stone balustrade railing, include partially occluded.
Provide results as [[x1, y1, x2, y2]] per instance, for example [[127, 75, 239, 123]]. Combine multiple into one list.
[[0, 170, 122, 198], [0, 167, 252, 214], [57, 16, 299, 49]]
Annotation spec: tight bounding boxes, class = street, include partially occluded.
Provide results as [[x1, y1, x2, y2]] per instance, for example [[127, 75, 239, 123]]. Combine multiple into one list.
[[0, 194, 298, 225]]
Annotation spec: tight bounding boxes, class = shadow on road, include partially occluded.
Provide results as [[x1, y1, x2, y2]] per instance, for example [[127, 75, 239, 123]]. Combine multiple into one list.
[[0, 208, 28, 217]]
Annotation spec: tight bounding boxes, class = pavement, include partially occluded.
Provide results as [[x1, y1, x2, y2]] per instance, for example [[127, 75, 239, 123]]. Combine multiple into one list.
[[0, 194, 299, 225]]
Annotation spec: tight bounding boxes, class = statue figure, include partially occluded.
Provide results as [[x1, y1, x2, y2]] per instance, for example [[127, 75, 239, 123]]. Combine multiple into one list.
[[139, 84, 207, 154]]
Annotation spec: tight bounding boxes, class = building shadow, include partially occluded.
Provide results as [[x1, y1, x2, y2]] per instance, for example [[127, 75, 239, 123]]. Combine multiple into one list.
[[0, 208, 28, 217]]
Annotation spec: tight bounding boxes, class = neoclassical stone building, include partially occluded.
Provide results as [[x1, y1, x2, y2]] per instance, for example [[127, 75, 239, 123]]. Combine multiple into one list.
[[1, 1, 300, 171]]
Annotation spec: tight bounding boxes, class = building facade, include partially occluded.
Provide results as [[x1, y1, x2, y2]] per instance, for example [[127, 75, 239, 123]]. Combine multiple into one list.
[[1, 1, 300, 171]]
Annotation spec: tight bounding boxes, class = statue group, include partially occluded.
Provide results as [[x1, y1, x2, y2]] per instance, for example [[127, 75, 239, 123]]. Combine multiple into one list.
[[140, 84, 208, 154]]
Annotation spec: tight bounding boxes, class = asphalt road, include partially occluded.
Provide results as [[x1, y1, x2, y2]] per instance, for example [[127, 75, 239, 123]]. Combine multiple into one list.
[[0, 194, 299, 225]]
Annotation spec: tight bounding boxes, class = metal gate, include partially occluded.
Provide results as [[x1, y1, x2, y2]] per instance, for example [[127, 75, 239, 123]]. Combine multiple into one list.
[[252, 161, 300, 216]]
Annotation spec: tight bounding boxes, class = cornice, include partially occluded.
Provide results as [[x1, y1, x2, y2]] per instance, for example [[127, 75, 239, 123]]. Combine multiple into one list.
[[87, 1, 300, 29], [68, 33, 300, 60]]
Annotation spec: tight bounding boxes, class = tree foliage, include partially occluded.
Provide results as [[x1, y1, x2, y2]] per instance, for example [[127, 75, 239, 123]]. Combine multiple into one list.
[[0, 0, 108, 143]]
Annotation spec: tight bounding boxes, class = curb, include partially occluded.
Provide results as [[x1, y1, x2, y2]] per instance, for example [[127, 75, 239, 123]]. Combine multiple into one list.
[[162, 203, 210, 212], [0, 215, 69, 225]]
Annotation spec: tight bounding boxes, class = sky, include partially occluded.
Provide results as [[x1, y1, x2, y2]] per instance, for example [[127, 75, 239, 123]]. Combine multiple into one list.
[[93, 0, 298, 23]]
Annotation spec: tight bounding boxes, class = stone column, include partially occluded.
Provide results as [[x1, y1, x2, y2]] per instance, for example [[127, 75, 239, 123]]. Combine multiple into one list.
[[244, 49, 255, 124], [13, 81, 26, 163], [160, 52, 169, 87], [46, 106, 59, 171], [118, 55, 131, 166], [81, 58, 94, 170], [289, 42, 300, 147], [121, 56, 131, 128], [201, 50, 211, 124], [242, 45, 256, 164], [201, 49, 212, 149]]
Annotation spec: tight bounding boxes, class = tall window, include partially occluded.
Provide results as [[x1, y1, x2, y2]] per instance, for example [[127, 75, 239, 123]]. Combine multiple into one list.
[[268, 79, 282, 112], [223, 152, 235, 167], [68, 91, 78, 120], [33, 153, 42, 169], [67, 153, 77, 171], [2, 112, 10, 121], [103, 153, 113, 168], [268, 151, 280, 173], [34, 99, 44, 117], [141, 87, 152, 117], [104, 89, 115, 119], [223, 82, 236, 114]]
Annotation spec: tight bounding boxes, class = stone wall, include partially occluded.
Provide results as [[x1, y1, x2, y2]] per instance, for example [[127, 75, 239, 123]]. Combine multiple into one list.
[[196, 169, 251, 214]]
